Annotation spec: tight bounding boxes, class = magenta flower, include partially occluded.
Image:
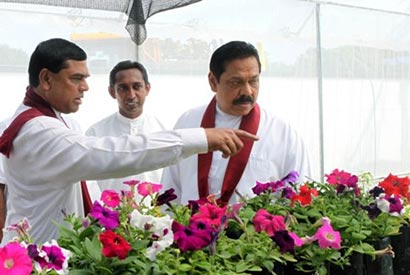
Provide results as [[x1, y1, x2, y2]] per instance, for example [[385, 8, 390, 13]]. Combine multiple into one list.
[[326, 169, 360, 196], [123, 179, 140, 186], [190, 203, 227, 230], [89, 201, 119, 230], [137, 181, 163, 196], [0, 242, 32, 275], [34, 240, 71, 273], [312, 218, 341, 249], [252, 181, 271, 195], [101, 190, 121, 208], [253, 209, 286, 237], [376, 194, 404, 216], [289, 232, 304, 247], [172, 221, 212, 252]]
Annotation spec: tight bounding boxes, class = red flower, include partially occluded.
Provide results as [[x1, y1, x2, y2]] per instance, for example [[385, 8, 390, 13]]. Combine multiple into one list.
[[291, 184, 318, 206], [99, 230, 131, 260], [379, 174, 410, 200]]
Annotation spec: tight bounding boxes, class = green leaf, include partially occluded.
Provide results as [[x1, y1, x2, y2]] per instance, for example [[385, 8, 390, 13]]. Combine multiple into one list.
[[84, 236, 102, 261], [177, 263, 192, 272], [68, 270, 95, 275]]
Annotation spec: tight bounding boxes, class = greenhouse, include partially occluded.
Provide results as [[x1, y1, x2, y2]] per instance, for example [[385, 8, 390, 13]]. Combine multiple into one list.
[[0, 1, 409, 274]]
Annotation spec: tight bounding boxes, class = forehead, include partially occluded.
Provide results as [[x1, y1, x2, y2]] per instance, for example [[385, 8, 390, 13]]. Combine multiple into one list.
[[63, 60, 89, 75], [222, 57, 260, 78], [114, 68, 144, 83]]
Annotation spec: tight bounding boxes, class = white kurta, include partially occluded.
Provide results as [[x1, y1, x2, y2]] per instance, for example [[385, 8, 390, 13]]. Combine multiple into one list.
[[86, 112, 166, 194], [161, 104, 312, 205], [2, 103, 207, 244]]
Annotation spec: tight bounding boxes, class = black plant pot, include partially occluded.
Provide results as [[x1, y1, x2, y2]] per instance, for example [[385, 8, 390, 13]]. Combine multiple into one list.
[[327, 252, 365, 275], [391, 225, 410, 275], [364, 237, 393, 275]]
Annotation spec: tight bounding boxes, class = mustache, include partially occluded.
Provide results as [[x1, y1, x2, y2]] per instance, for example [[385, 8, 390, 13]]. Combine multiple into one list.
[[233, 95, 254, 105]]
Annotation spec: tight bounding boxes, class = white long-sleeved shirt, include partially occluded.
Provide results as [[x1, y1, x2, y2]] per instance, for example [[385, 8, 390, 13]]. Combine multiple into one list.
[[86, 112, 166, 194], [161, 104, 312, 205], [2, 103, 207, 244]]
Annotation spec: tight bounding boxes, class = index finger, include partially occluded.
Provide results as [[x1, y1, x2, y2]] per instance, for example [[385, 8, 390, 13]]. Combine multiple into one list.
[[234, 129, 259, 141]]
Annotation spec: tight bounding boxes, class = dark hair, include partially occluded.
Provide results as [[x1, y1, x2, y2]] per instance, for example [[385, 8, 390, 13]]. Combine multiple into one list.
[[209, 41, 261, 82], [28, 38, 87, 87], [109, 60, 149, 87]]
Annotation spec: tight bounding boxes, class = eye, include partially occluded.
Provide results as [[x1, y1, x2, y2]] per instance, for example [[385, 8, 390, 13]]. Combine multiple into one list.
[[117, 85, 128, 93], [228, 79, 243, 88], [133, 84, 143, 91], [249, 79, 259, 87]]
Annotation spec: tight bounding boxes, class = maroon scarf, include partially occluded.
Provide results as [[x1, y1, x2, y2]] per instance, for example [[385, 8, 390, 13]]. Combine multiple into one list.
[[198, 96, 260, 205], [0, 87, 92, 215]]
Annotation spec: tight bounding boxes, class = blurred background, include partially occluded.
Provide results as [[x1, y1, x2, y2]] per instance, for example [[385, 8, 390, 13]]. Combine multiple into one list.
[[1, 0, 410, 181]]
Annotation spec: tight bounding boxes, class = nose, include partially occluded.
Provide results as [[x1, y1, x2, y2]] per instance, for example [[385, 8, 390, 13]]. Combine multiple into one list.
[[80, 79, 89, 92], [241, 82, 253, 95], [126, 89, 137, 99]]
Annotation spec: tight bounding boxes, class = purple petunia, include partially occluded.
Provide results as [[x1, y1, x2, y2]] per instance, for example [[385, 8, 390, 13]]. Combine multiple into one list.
[[89, 201, 119, 230]]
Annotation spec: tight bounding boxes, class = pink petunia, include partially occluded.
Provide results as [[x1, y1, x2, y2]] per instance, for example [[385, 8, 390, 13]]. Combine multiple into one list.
[[171, 221, 213, 252], [253, 209, 286, 237], [190, 203, 227, 230], [288, 232, 304, 247], [137, 182, 163, 197], [123, 180, 140, 186], [0, 242, 32, 275], [101, 190, 121, 208], [312, 218, 341, 249]]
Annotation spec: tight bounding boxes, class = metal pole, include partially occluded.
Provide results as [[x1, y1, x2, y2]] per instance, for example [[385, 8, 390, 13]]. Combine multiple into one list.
[[315, 3, 325, 181]]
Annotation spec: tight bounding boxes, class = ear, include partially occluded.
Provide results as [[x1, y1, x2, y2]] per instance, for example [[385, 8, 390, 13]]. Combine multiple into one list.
[[208, 72, 218, 93], [108, 86, 116, 99], [145, 83, 151, 96], [38, 68, 52, 90]]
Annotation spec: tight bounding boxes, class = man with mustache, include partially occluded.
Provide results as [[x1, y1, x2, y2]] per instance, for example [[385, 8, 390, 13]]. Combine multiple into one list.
[[0, 38, 258, 244], [86, 60, 165, 196], [161, 41, 311, 206]]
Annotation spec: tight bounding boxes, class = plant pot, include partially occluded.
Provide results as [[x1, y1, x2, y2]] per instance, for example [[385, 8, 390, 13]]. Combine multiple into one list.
[[364, 237, 393, 275], [391, 225, 410, 275], [327, 252, 365, 275]]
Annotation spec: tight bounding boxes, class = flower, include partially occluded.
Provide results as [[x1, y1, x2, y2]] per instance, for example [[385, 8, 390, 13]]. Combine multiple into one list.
[[89, 201, 119, 230], [171, 220, 213, 252], [253, 209, 286, 236], [99, 230, 131, 260], [32, 240, 71, 274], [312, 217, 342, 249], [101, 190, 121, 208], [1, 170, 407, 274], [378, 173, 410, 200], [137, 181, 162, 196], [0, 242, 32, 275]]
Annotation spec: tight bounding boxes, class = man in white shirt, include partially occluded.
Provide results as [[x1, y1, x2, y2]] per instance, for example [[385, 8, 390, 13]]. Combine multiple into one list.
[[86, 60, 165, 194], [161, 41, 312, 206], [0, 38, 258, 244], [0, 118, 9, 242]]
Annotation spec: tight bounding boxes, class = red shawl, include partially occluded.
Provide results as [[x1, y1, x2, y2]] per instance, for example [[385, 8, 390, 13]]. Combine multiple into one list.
[[198, 96, 260, 206], [0, 87, 92, 215]]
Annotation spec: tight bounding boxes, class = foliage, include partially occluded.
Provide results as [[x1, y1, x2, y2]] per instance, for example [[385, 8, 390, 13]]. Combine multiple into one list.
[[1, 170, 409, 274]]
